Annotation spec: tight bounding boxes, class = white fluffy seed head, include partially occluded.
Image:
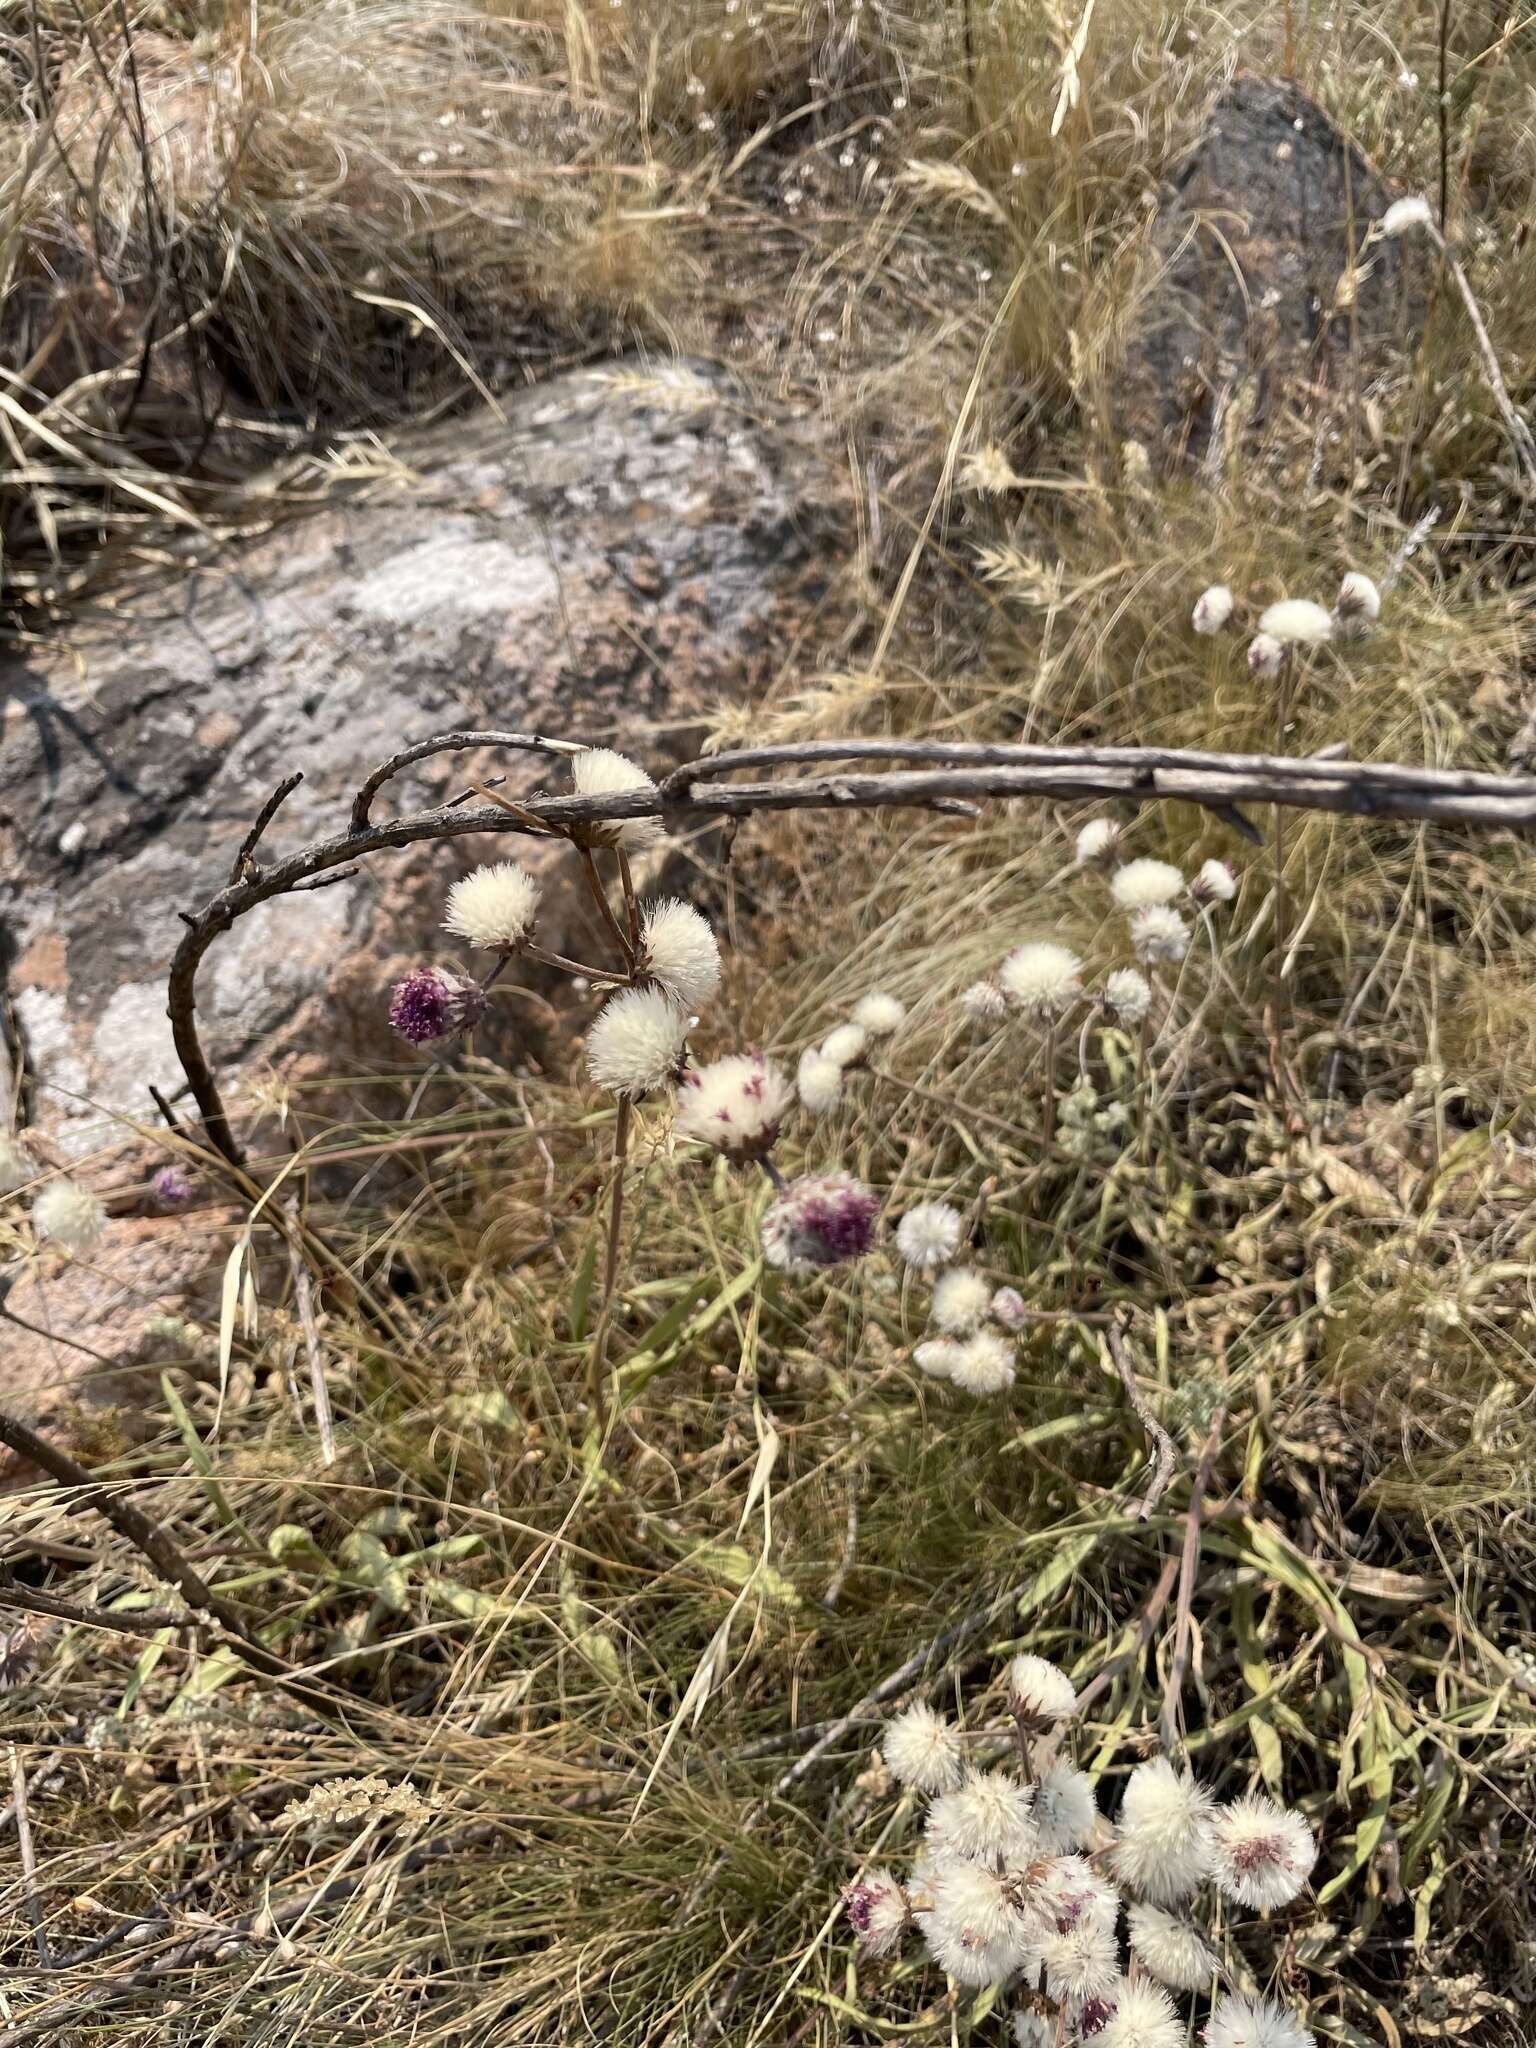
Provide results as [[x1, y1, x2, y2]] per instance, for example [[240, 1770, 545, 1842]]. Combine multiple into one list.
[[1014, 2015, 1054, 2048], [1204, 1794, 1317, 1911], [999, 942, 1083, 1018], [1110, 1758, 1214, 1904], [1006, 1654, 1078, 1728], [1110, 859, 1183, 911], [882, 1703, 963, 1794], [1105, 968, 1152, 1024], [948, 1329, 1016, 1396], [1127, 1903, 1220, 1991], [925, 1769, 1037, 1864], [1098, 1977, 1184, 2048], [1333, 570, 1381, 636], [585, 988, 689, 1097], [1032, 1761, 1099, 1854], [1257, 598, 1333, 647], [1380, 194, 1433, 237], [990, 1286, 1028, 1330], [442, 861, 541, 951], [1204, 1995, 1316, 2048], [1075, 818, 1122, 864], [960, 979, 1008, 1025], [842, 1865, 908, 1956], [796, 1049, 844, 1114], [570, 747, 663, 851], [1247, 632, 1286, 677], [820, 1022, 869, 1068], [1192, 584, 1234, 635], [639, 900, 721, 1008], [927, 1860, 1028, 1950], [930, 1266, 993, 1335], [33, 1179, 107, 1252], [1191, 858, 1237, 905], [852, 992, 906, 1035], [895, 1200, 965, 1271], [674, 1054, 792, 1159], [0, 1134, 36, 1194], [1038, 1917, 1120, 2003], [914, 1338, 964, 1381], [1130, 906, 1189, 965], [842, 1866, 909, 1956]]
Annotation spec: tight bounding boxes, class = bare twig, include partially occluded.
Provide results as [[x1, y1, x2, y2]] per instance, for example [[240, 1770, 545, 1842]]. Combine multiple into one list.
[[1105, 1322, 1178, 1520], [0, 1581, 208, 1642], [167, 732, 1536, 1169], [9, 1744, 47, 1965], [348, 728, 585, 832], [230, 773, 303, 883]]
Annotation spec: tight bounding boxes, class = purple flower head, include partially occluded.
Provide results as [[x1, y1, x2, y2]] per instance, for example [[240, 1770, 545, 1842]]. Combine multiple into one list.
[[1077, 1998, 1115, 2038], [152, 1165, 194, 1206], [762, 1171, 881, 1274], [389, 967, 487, 1045], [842, 1882, 879, 1935]]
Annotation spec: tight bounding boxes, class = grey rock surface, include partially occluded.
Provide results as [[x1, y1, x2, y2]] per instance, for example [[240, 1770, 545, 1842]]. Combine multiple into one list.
[[1120, 75, 1414, 463], [1, 362, 843, 1161]]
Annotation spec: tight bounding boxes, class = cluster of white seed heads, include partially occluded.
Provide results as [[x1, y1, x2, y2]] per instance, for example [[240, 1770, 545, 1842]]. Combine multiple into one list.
[[1189, 570, 1383, 676], [844, 1655, 1320, 2048]]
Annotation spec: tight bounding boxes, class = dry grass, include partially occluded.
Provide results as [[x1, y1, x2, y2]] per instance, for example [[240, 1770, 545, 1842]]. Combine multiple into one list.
[[5, 0, 1536, 2041]]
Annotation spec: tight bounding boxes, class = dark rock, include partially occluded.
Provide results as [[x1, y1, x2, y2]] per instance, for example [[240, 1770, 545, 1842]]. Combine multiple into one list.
[[1119, 75, 1415, 465]]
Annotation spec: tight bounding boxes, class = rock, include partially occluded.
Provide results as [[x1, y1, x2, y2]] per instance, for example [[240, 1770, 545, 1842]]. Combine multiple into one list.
[[0, 362, 843, 1414], [1118, 75, 1415, 465]]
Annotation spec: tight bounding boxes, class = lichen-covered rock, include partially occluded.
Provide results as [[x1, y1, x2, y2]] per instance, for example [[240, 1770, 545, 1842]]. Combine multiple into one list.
[[0, 362, 842, 1161], [1119, 75, 1415, 465]]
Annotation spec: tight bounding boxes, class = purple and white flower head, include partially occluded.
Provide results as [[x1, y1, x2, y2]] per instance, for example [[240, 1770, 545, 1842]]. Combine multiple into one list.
[[960, 978, 1009, 1026], [761, 1172, 880, 1273], [152, 1165, 195, 1207], [1192, 585, 1235, 636], [674, 1053, 792, 1160], [1203, 1794, 1317, 1911], [841, 1866, 909, 1956], [990, 1285, 1028, 1331], [443, 861, 540, 952], [389, 967, 487, 1045], [1190, 858, 1237, 905], [1247, 632, 1285, 678], [585, 987, 690, 1097]]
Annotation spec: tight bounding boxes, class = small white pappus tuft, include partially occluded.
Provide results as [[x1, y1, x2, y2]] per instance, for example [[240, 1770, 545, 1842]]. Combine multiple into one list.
[[1257, 598, 1332, 647], [914, 1338, 964, 1380], [570, 747, 664, 851], [796, 1048, 844, 1114], [895, 1200, 965, 1271], [1110, 1757, 1214, 1904], [1005, 1653, 1078, 1728], [960, 979, 1008, 1025], [1379, 194, 1433, 237], [1127, 1902, 1220, 1992], [925, 1768, 1037, 1863], [1204, 1994, 1316, 2048], [1098, 1977, 1184, 2048], [999, 942, 1083, 1018], [1032, 1760, 1099, 1854], [947, 1330, 1016, 1395], [0, 1133, 36, 1194], [639, 899, 721, 1008], [1105, 967, 1152, 1024], [820, 1022, 870, 1068], [930, 1266, 994, 1335], [852, 991, 906, 1035], [1075, 818, 1122, 864], [1192, 584, 1234, 635], [1110, 859, 1183, 911], [674, 1053, 792, 1160], [33, 1179, 107, 1252], [585, 987, 689, 1097], [882, 1702, 963, 1794], [1203, 1794, 1317, 1911], [1333, 570, 1381, 637], [1130, 906, 1189, 966], [1190, 858, 1237, 905], [442, 861, 540, 951], [1247, 632, 1286, 678]]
